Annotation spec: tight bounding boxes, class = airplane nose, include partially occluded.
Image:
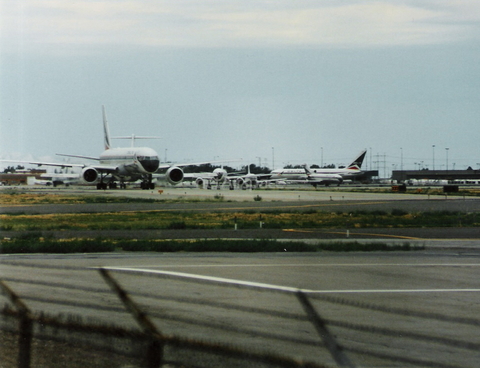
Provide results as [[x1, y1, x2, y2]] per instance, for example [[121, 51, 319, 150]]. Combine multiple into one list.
[[139, 157, 160, 172]]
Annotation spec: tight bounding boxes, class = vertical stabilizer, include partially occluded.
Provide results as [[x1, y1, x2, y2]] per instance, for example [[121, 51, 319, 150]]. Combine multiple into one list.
[[102, 105, 111, 150], [347, 150, 367, 169]]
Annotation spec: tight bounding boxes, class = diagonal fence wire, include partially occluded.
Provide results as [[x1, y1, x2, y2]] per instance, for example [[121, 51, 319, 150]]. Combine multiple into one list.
[[1, 261, 479, 368]]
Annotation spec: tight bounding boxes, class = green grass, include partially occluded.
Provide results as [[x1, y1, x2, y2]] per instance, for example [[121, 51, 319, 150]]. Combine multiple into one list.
[[0, 235, 423, 254], [2, 209, 478, 232]]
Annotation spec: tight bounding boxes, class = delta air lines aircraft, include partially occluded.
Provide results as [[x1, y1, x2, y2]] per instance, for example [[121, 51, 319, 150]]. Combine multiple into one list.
[[269, 150, 367, 186]]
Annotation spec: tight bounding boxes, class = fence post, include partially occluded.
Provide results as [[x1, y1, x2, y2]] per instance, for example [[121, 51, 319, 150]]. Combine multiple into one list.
[[18, 312, 33, 368], [0, 280, 33, 368], [296, 291, 356, 368], [99, 268, 164, 368]]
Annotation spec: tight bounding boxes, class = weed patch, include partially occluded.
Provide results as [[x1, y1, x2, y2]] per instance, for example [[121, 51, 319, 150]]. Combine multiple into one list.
[[0, 236, 423, 254], [2, 209, 478, 232]]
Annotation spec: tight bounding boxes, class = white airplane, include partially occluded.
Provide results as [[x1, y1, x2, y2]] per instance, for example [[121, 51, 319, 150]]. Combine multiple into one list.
[[187, 164, 262, 190], [234, 164, 263, 190], [187, 167, 230, 189], [269, 150, 367, 184], [294, 166, 343, 187], [1, 106, 202, 190]]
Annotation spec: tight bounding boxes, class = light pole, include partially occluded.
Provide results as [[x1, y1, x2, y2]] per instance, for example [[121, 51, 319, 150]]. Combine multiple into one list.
[[369, 148, 372, 172], [400, 147, 403, 171], [445, 148, 449, 172], [272, 147, 275, 169], [432, 145, 435, 171]]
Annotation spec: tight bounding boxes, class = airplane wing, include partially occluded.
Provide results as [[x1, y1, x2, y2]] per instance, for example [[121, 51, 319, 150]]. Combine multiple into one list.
[[1, 159, 118, 174], [158, 160, 232, 170], [182, 172, 217, 179], [56, 153, 100, 161], [158, 157, 243, 171], [1, 159, 86, 169]]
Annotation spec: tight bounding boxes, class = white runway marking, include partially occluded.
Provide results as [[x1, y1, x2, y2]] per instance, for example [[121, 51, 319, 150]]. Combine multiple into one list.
[[105, 267, 480, 294], [111, 262, 480, 269]]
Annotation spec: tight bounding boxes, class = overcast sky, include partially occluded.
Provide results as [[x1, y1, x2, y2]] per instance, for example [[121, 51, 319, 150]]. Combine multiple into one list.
[[1, 1, 479, 175]]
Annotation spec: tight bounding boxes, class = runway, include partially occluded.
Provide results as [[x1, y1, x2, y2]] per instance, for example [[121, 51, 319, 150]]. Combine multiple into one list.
[[1, 251, 479, 367]]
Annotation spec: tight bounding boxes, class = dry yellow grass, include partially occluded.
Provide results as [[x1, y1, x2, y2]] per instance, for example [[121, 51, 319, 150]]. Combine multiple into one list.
[[0, 193, 84, 205]]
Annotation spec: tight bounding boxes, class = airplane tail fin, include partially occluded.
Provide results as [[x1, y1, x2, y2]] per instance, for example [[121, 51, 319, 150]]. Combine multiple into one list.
[[102, 105, 111, 150], [347, 150, 367, 170]]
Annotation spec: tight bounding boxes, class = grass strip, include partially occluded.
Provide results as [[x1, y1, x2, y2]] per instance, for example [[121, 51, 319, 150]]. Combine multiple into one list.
[[0, 235, 422, 254], [2, 210, 479, 231]]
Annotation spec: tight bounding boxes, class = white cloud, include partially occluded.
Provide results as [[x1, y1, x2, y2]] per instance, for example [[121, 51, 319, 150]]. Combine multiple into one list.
[[1, 0, 479, 52]]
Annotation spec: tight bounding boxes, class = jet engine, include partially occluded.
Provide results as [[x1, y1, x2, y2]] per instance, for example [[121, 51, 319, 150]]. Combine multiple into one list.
[[195, 177, 204, 187], [236, 177, 257, 188], [166, 166, 184, 185], [212, 168, 227, 182], [81, 167, 99, 184]]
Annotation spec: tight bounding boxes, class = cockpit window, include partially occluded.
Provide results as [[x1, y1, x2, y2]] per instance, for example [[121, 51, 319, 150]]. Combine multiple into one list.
[[138, 156, 160, 172]]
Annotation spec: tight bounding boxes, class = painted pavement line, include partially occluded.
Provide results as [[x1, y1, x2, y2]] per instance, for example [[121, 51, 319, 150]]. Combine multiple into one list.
[[104, 267, 480, 294]]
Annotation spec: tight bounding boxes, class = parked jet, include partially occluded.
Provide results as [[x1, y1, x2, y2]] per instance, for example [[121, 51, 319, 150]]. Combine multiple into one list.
[[1, 106, 198, 189], [269, 150, 367, 183], [187, 167, 230, 189], [187, 164, 264, 190], [234, 164, 264, 189], [295, 166, 343, 187]]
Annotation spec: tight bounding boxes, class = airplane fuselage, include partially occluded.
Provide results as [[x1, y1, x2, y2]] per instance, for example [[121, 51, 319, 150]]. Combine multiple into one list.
[[270, 168, 361, 180], [99, 147, 160, 175], [309, 168, 361, 178]]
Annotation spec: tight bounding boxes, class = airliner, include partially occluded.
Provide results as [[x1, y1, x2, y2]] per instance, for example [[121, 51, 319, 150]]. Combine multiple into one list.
[[1, 106, 195, 189], [188, 167, 230, 189], [289, 167, 344, 187], [234, 164, 264, 189], [189, 164, 263, 190], [269, 150, 367, 184]]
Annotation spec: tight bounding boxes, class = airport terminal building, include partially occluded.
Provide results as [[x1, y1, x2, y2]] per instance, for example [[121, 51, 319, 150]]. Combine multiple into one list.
[[392, 169, 480, 184]]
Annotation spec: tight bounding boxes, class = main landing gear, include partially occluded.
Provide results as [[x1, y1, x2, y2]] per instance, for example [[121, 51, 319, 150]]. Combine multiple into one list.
[[96, 181, 119, 190], [96, 181, 128, 190], [95, 174, 155, 190], [140, 174, 155, 190]]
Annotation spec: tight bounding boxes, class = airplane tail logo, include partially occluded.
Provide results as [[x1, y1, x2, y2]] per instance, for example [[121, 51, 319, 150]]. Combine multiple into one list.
[[347, 150, 367, 170], [102, 105, 111, 150]]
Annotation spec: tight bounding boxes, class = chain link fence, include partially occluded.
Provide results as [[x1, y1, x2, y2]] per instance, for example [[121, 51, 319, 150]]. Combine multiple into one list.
[[1, 260, 479, 368]]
